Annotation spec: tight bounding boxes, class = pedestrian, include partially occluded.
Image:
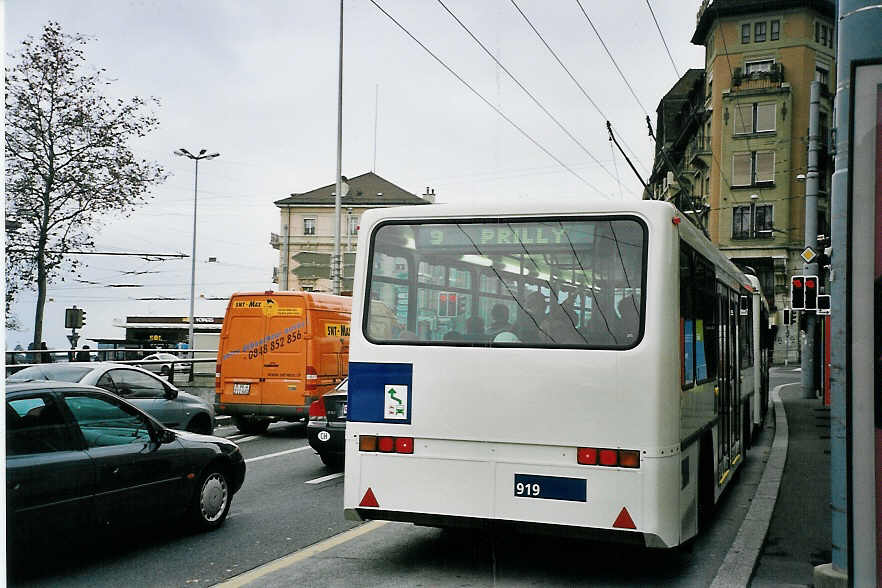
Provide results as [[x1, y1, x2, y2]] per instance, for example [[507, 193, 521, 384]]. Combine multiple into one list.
[[75, 345, 91, 362], [40, 342, 53, 363]]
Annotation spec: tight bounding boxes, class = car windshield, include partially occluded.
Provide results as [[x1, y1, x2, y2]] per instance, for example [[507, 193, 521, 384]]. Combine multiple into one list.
[[7, 364, 94, 383]]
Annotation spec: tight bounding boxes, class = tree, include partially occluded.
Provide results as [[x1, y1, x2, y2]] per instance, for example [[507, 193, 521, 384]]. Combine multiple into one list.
[[5, 22, 166, 347]]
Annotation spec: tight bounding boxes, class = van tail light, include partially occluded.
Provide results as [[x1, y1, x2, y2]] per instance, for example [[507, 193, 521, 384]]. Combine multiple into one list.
[[215, 364, 222, 393], [308, 399, 326, 422], [305, 365, 318, 391], [359, 435, 414, 454], [577, 447, 640, 469]]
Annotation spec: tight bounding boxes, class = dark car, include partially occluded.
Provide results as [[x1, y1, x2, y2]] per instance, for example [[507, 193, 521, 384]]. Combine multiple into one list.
[[307, 378, 347, 468], [6, 381, 245, 550], [7, 362, 214, 434]]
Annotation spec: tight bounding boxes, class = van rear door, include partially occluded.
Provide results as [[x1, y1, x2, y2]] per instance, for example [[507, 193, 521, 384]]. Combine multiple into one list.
[[313, 311, 350, 387], [219, 295, 266, 407], [261, 295, 309, 414]]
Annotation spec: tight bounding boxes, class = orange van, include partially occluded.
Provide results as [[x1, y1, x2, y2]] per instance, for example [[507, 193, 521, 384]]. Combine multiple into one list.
[[215, 291, 351, 434]]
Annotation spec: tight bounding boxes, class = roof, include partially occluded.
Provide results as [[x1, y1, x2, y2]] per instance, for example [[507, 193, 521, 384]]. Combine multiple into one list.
[[274, 172, 430, 207], [692, 0, 835, 44]]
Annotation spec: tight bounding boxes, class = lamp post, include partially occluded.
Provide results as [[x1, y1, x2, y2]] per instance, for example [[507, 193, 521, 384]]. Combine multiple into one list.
[[174, 148, 220, 379]]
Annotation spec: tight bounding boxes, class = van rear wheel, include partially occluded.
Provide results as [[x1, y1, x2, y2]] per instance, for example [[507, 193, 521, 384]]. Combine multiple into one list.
[[233, 416, 270, 435]]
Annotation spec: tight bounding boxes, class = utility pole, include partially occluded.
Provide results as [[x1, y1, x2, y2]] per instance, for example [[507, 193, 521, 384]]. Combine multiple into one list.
[[332, 0, 344, 296], [817, 1, 882, 585], [802, 81, 820, 399]]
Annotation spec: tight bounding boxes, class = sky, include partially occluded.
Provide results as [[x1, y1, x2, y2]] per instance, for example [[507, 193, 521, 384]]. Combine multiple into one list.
[[4, 0, 705, 350]]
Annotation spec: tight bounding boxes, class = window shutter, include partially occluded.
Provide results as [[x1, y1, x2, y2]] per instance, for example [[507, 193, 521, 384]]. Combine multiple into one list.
[[755, 103, 776, 132], [732, 153, 751, 186], [755, 151, 775, 182], [733, 105, 753, 134]]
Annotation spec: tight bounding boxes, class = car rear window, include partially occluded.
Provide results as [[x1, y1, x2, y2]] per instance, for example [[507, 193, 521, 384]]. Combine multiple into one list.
[[7, 364, 93, 383]]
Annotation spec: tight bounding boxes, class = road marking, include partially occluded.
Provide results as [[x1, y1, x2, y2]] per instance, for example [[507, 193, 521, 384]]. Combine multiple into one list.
[[245, 445, 311, 464], [235, 435, 260, 443], [305, 472, 344, 484], [215, 521, 387, 588]]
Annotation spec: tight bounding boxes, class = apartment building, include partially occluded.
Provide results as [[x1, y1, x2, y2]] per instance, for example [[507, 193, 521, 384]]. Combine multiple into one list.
[[650, 0, 835, 363], [271, 172, 433, 293]]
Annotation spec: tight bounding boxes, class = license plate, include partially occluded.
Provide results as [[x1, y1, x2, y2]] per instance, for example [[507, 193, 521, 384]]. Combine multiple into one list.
[[514, 474, 586, 502], [233, 383, 250, 395], [340, 402, 347, 417]]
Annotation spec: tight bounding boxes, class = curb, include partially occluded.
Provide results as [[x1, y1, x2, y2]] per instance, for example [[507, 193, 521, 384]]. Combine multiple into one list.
[[710, 383, 795, 588]]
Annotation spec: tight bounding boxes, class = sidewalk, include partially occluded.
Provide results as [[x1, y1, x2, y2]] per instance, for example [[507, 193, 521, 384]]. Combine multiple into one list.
[[751, 371, 832, 587]]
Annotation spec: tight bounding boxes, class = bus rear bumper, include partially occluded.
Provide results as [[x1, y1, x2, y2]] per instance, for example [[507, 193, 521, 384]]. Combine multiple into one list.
[[344, 508, 672, 548]]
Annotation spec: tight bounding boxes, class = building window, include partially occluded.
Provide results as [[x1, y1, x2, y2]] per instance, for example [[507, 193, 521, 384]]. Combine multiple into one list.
[[770, 20, 780, 41], [815, 22, 834, 48], [815, 65, 830, 88], [734, 103, 776, 134], [732, 151, 775, 186], [348, 214, 358, 235], [742, 24, 751, 44], [744, 59, 774, 75], [303, 218, 316, 235], [733, 203, 774, 239], [754, 22, 767, 43]]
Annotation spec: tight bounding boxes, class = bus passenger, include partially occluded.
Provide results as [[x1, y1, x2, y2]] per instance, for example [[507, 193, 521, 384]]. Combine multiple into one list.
[[464, 316, 487, 343], [541, 302, 586, 345], [514, 292, 546, 343], [488, 304, 513, 337], [616, 295, 640, 343]]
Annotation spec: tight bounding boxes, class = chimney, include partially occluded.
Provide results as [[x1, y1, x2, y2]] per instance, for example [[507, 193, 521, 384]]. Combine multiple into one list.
[[422, 187, 436, 203]]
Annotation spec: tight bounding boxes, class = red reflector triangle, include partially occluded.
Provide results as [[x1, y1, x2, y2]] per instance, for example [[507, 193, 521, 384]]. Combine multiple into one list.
[[359, 488, 379, 508], [613, 507, 636, 529]]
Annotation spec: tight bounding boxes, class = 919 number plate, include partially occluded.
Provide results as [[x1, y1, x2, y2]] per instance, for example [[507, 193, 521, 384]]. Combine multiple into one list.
[[514, 474, 586, 502]]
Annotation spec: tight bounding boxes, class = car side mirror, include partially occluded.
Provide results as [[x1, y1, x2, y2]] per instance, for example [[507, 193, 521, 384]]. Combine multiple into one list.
[[160, 429, 176, 444], [164, 386, 179, 400]]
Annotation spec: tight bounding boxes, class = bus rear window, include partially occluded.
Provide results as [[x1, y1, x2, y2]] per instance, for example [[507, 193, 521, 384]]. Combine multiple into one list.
[[364, 217, 646, 348]]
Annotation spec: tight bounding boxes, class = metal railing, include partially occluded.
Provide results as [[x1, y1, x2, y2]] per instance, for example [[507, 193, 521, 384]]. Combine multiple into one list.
[[5, 347, 218, 378]]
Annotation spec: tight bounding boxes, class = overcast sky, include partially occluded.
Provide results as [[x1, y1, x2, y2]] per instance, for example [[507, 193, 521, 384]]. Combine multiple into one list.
[[5, 0, 704, 350]]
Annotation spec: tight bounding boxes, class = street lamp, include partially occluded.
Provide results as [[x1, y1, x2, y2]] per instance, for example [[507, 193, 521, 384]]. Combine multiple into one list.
[[174, 148, 220, 379]]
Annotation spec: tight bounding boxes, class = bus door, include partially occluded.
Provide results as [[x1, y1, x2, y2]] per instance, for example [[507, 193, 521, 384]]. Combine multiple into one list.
[[729, 289, 741, 457], [715, 283, 732, 480]]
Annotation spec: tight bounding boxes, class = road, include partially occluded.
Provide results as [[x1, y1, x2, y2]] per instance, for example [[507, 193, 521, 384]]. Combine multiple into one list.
[[10, 369, 798, 587]]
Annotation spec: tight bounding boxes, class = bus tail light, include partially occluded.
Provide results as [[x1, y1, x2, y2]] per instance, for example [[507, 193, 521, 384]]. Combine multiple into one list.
[[395, 437, 414, 454], [378, 436, 395, 453], [599, 449, 618, 466], [308, 399, 326, 422], [359, 435, 378, 452], [577, 447, 598, 465], [618, 450, 640, 468], [359, 435, 414, 454], [577, 447, 640, 469], [305, 366, 318, 391]]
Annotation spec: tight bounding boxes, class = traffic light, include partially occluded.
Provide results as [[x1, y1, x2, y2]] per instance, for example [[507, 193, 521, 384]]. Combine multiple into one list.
[[790, 276, 805, 310], [64, 306, 85, 329], [804, 276, 818, 311], [817, 295, 831, 316], [438, 292, 458, 317], [783, 309, 792, 325]]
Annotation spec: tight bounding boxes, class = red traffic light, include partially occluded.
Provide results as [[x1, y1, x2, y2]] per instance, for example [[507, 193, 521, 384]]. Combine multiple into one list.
[[792, 278, 803, 288], [805, 279, 816, 288]]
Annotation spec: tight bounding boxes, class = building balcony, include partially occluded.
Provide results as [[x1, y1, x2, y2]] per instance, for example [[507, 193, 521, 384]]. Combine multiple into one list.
[[732, 64, 786, 92], [270, 233, 281, 250], [686, 136, 712, 167]]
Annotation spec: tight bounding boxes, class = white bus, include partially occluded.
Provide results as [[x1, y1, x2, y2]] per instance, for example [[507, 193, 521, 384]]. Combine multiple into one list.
[[343, 200, 771, 548]]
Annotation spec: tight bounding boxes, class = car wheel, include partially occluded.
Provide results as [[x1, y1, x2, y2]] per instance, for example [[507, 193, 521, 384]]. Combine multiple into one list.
[[320, 453, 343, 470], [186, 414, 214, 435], [189, 466, 231, 531], [233, 416, 270, 435]]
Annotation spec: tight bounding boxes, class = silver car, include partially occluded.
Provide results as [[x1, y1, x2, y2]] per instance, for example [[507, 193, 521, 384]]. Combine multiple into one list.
[[141, 352, 191, 376], [7, 362, 214, 434]]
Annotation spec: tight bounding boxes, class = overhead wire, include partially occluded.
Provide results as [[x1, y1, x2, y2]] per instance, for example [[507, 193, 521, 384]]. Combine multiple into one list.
[[368, 0, 608, 198], [436, 0, 622, 198], [509, 0, 650, 176], [645, 0, 680, 78], [573, 0, 650, 116]]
